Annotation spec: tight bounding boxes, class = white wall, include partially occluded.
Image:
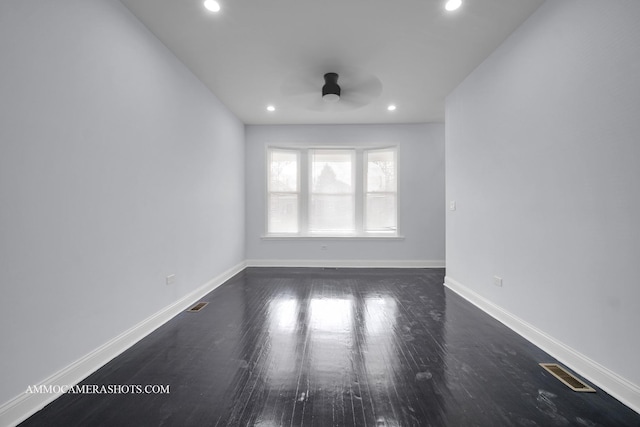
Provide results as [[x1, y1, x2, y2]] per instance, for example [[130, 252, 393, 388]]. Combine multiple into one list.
[[245, 124, 445, 264], [446, 0, 640, 395], [0, 0, 244, 407]]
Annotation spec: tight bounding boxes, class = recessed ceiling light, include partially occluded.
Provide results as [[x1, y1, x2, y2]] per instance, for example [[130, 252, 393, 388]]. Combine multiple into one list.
[[387, 105, 397, 111], [266, 105, 276, 112], [204, 0, 221, 12], [445, 0, 462, 11]]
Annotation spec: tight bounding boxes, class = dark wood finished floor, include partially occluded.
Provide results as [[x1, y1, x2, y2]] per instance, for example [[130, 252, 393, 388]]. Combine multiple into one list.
[[21, 268, 640, 426]]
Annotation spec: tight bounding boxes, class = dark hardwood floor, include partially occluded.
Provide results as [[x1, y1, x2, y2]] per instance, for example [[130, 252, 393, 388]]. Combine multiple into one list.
[[21, 268, 640, 426]]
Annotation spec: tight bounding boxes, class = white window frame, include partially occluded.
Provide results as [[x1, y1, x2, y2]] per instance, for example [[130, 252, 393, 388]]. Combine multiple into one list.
[[266, 148, 300, 234], [364, 147, 398, 234], [309, 148, 356, 235], [265, 145, 401, 239]]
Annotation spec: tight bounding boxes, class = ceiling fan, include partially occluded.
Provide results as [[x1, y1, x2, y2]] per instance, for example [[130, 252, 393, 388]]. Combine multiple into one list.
[[281, 67, 383, 112]]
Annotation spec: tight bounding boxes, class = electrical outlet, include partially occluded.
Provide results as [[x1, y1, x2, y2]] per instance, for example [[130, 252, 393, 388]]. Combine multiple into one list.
[[166, 274, 176, 286], [449, 200, 456, 211], [493, 276, 503, 287]]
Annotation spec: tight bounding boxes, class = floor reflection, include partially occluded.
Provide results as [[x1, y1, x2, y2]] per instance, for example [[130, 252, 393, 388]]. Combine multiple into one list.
[[309, 297, 353, 333], [364, 296, 397, 336], [361, 295, 401, 426], [269, 298, 298, 333], [307, 295, 354, 387], [249, 274, 411, 426], [266, 296, 299, 383]]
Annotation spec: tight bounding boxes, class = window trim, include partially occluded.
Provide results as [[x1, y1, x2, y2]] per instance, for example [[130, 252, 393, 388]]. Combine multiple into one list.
[[264, 145, 401, 239], [266, 147, 301, 234], [309, 148, 357, 234], [364, 147, 398, 234]]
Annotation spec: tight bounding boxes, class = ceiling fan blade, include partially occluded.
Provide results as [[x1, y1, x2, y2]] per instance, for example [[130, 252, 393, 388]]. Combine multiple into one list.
[[338, 92, 370, 109], [281, 73, 321, 97], [290, 92, 332, 112], [343, 75, 383, 98], [281, 82, 317, 97]]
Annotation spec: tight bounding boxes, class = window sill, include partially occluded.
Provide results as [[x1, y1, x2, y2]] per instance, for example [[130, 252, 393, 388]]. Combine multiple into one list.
[[261, 234, 405, 241]]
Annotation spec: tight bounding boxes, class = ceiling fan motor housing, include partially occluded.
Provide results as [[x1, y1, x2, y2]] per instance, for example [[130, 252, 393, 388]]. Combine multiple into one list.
[[322, 72, 341, 102]]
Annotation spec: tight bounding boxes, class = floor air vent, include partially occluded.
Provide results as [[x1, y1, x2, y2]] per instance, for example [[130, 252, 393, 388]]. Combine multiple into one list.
[[187, 302, 208, 312], [539, 363, 595, 392]]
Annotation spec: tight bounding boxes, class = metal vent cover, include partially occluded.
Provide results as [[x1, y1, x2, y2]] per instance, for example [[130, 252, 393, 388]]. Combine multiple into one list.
[[539, 363, 595, 392], [187, 302, 209, 312]]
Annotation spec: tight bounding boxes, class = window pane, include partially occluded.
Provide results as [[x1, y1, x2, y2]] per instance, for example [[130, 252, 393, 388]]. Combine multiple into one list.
[[367, 150, 396, 192], [269, 150, 298, 192], [310, 150, 355, 232], [311, 150, 353, 194], [268, 149, 299, 234], [309, 194, 354, 232], [366, 193, 397, 232], [366, 148, 397, 233], [269, 193, 298, 233]]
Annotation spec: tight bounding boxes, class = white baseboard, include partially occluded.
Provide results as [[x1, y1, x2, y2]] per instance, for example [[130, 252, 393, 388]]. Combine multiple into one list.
[[444, 276, 640, 415], [245, 259, 445, 268], [0, 261, 246, 427]]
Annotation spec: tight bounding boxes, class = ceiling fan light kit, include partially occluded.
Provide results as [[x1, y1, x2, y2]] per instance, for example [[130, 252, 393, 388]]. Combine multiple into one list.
[[322, 72, 341, 102]]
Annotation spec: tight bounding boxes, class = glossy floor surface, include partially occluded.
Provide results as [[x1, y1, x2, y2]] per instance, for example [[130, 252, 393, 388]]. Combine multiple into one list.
[[22, 268, 640, 426]]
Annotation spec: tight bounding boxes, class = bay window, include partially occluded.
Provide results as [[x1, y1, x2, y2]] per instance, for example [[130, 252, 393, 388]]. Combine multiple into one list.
[[267, 146, 398, 237]]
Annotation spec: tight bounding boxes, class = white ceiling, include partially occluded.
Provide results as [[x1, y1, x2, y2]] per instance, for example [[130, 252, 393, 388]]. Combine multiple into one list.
[[120, 0, 544, 125]]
